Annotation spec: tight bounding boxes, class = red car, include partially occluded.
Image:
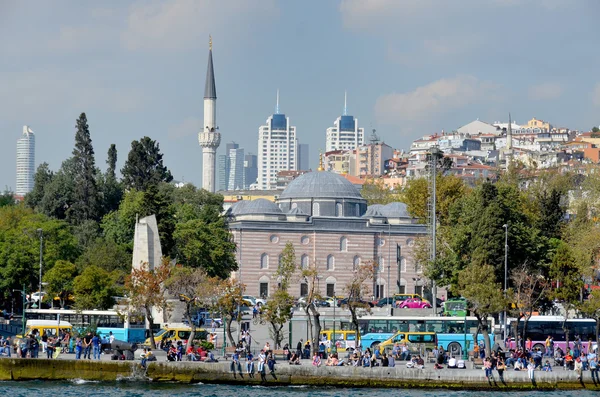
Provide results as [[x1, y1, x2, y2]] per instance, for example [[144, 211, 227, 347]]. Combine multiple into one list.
[[398, 297, 432, 309]]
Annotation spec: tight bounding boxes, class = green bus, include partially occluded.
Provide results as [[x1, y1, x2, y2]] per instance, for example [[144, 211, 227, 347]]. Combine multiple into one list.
[[443, 298, 468, 317]]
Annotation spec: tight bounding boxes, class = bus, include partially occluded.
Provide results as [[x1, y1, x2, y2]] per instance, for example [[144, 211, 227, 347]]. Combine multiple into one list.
[[355, 315, 493, 357], [510, 316, 596, 353], [443, 298, 468, 317], [25, 309, 146, 343]]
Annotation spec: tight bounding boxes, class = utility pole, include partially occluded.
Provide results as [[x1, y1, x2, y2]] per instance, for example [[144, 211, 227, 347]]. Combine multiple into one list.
[[37, 229, 43, 305], [503, 224, 509, 346], [429, 147, 439, 316]]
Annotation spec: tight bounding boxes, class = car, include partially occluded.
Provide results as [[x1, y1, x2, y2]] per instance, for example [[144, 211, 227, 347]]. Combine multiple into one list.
[[337, 298, 374, 308], [30, 291, 47, 303], [242, 295, 266, 307], [398, 297, 432, 309], [296, 297, 330, 308], [374, 297, 397, 307]]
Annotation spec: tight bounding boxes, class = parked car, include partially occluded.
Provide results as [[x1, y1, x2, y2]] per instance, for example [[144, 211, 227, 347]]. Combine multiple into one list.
[[242, 295, 266, 307], [398, 297, 432, 309], [374, 297, 397, 307], [296, 297, 330, 308], [337, 298, 374, 308]]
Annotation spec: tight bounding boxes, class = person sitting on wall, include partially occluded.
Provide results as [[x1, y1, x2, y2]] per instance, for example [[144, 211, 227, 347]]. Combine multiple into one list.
[[289, 351, 301, 365], [447, 355, 457, 368]]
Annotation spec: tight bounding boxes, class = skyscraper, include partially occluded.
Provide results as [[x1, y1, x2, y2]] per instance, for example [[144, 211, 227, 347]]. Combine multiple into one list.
[[325, 92, 364, 152], [244, 153, 258, 189], [227, 147, 245, 190], [298, 143, 309, 171], [198, 36, 221, 193], [218, 142, 239, 191], [257, 91, 298, 190], [16, 125, 35, 196]]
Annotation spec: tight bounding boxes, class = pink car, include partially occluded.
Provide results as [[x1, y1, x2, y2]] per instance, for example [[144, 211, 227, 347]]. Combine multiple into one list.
[[398, 297, 432, 309]]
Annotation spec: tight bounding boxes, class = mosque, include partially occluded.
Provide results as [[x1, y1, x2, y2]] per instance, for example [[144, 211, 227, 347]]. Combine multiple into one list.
[[227, 169, 429, 301]]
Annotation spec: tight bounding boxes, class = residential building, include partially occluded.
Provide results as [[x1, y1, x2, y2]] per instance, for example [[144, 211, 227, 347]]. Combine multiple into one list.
[[355, 142, 393, 177], [457, 120, 501, 136], [325, 93, 364, 152], [276, 170, 308, 190], [525, 117, 552, 131], [16, 125, 35, 196], [257, 92, 298, 190], [325, 149, 355, 175]]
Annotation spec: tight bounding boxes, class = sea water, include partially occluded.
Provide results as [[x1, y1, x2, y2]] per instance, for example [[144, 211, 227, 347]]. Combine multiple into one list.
[[0, 382, 592, 397]]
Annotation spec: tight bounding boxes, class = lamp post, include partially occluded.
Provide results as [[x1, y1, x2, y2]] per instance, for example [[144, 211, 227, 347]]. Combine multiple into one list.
[[503, 223, 509, 346], [13, 285, 27, 335], [332, 288, 337, 355], [37, 228, 43, 305]]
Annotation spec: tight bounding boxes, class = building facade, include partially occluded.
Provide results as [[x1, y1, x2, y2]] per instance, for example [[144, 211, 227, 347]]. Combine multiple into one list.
[[257, 96, 298, 190], [298, 143, 310, 171], [198, 37, 221, 193], [355, 142, 393, 177], [244, 153, 258, 189], [228, 171, 429, 301], [16, 125, 35, 196]]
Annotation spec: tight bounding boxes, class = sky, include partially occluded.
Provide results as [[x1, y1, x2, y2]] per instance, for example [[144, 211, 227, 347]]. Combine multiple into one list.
[[1, 0, 599, 190]]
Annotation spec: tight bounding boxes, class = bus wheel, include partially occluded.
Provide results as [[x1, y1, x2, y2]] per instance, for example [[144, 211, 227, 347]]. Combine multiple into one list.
[[532, 343, 545, 355], [447, 342, 462, 358]]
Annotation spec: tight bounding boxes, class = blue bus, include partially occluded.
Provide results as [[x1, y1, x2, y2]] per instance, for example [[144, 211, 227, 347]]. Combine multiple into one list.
[[355, 315, 493, 357], [25, 309, 146, 343]]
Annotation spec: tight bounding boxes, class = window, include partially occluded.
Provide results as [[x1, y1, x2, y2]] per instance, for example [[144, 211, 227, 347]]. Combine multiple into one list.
[[326, 255, 335, 271], [270, 235, 279, 243], [300, 283, 308, 297], [415, 285, 423, 296], [355, 204, 360, 217], [260, 253, 269, 269], [313, 203, 320, 216], [259, 283, 269, 299], [401, 258, 407, 273], [326, 283, 335, 298], [353, 255, 361, 270], [375, 284, 384, 299], [336, 203, 343, 217], [301, 236, 309, 245], [377, 237, 385, 247], [340, 237, 348, 252], [291, 203, 297, 209], [278, 254, 283, 269], [407, 239, 414, 247], [301, 254, 309, 269]]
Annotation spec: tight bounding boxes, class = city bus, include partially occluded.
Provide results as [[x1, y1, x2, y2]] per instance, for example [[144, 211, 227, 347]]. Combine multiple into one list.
[[509, 316, 596, 353], [443, 298, 468, 317], [25, 309, 146, 343], [355, 315, 492, 357]]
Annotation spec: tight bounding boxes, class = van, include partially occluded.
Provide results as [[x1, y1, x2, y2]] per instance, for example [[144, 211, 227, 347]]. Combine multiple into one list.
[[320, 330, 357, 352], [15, 320, 73, 348], [378, 331, 437, 355], [144, 324, 207, 346]]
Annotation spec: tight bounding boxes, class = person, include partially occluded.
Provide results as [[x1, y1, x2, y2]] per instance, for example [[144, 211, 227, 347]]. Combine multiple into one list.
[[542, 360, 552, 372], [388, 352, 396, 367], [246, 351, 254, 377], [497, 357, 506, 381], [436, 346, 445, 367], [109, 331, 115, 344], [582, 351, 589, 371], [447, 355, 457, 368], [514, 359, 524, 371], [92, 333, 101, 360], [258, 349, 266, 374], [554, 347, 565, 367], [3, 337, 11, 358], [527, 358, 535, 381], [41, 331, 48, 353], [176, 341, 184, 361], [303, 340, 311, 359], [575, 357, 583, 380], [565, 351, 574, 370], [312, 351, 321, 367], [401, 344, 409, 361], [289, 351, 300, 365], [141, 348, 155, 368], [484, 357, 493, 379], [30, 334, 39, 358], [590, 356, 599, 383], [187, 344, 198, 361], [381, 353, 389, 367], [296, 339, 303, 359], [230, 350, 242, 376], [167, 344, 178, 361], [46, 337, 55, 359], [264, 342, 271, 354], [526, 337, 532, 352], [267, 351, 276, 374], [83, 332, 93, 360], [75, 337, 82, 360], [415, 355, 425, 369], [457, 358, 466, 369]]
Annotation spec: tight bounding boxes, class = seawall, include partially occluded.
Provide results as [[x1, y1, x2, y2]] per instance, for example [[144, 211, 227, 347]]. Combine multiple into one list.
[[0, 359, 598, 390]]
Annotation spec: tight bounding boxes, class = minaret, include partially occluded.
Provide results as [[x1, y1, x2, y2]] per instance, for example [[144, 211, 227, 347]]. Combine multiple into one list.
[[198, 35, 221, 192], [507, 113, 513, 150]]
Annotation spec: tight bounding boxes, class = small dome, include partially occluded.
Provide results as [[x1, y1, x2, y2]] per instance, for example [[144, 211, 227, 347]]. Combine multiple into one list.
[[279, 171, 361, 200], [381, 202, 410, 218], [230, 199, 282, 215], [363, 205, 385, 217]]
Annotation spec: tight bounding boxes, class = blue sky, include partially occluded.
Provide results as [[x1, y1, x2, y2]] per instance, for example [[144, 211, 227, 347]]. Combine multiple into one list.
[[1, 0, 599, 190]]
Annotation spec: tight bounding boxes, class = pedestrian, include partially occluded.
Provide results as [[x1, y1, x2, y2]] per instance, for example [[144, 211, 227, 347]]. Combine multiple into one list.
[[590, 356, 599, 383], [92, 333, 101, 360], [46, 337, 55, 359], [497, 357, 506, 382], [296, 339, 303, 359], [258, 349, 267, 381], [575, 357, 583, 380], [83, 332, 93, 359], [246, 351, 255, 377], [109, 331, 115, 344], [75, 337, 82, 360], [527, 358, 535, 381]]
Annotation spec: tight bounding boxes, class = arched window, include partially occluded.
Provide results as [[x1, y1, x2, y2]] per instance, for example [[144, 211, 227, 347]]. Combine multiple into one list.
[[340, 237, 348, 252], [400, 257, 407, 273], [301, 254, 309, 269], [313, 202, 320, 216], [355, 204, 360, 217], [260, 253, 269, 269], [278, 253, 283, 269], [353, 255, 361, 270], [377, 255, 384, 272], [336, 203, 343, 217], [326, 255, 335, 271]]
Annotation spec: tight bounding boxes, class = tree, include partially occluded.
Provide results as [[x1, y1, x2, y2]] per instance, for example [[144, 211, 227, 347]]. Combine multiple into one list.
[[299, 264, 322, 357], [165, 267, 219, 350], [24, 163, 53, 210], [121, 137, 173, 191], [458, 263, 506, 357], [509, 264, 549, 347], [579, 289, 600, 344], [107, 144, 118, 180], [215, 279, 246, 348], [125, 259, 171, 349], [342, 261, 377, 342], [401, 175, 466, 225], [535, 188, 564, 240], [549, 242, 584, 351], [360, 179, 402, 205], [0, 189, 14, 207], [38, 158, 76, 220], [592, 126, 600, 137], [68, 112, 99, 224], [101, 189, 145, 247], [99, 144, 123, 217], [75, 238, 131, 273], [173, 217, 237, 278], [73, 265, 118, 310], [44, 260, 77, 308], [261, 242, 296, 348]]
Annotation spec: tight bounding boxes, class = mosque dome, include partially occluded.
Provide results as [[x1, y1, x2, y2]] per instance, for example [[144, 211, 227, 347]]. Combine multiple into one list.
[[279, 171, 362, 200], [229, 199, 282, 215]]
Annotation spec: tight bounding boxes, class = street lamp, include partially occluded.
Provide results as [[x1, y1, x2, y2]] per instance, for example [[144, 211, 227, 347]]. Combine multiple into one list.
[[503, 224, 509, 346], [37, 228, 43, 306]]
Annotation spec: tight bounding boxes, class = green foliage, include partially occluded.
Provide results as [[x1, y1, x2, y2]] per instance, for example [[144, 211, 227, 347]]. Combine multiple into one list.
[[43, 260, 77, 308], [121, 136, 173, 191], [275, 242, 296, 290], [0, 189, 14, 207], [401, 175, 466, 225], [101, 189, 145, 247], [549, 242, 583, 306], [68, 112, 100, 224], [24, 163, 53, 210], [360, 179, 402, 205], [38, 158, 76, 220], [262, 289, 294, 348], [73, 265, 118, 310], [0, 206, 79, 297], [76, 238, 131, 273], [535, 188, 565, 239], [106, 144, 117, 180]]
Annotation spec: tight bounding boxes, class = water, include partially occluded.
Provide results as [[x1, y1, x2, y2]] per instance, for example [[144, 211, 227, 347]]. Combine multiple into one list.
[[0, 382, 591, 397]]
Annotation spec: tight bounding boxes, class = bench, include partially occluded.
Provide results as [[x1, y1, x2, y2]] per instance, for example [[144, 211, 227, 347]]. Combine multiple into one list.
[[272, 349, 288, 360], [472, 358, 484, 369], [427, 352, 437, 363]]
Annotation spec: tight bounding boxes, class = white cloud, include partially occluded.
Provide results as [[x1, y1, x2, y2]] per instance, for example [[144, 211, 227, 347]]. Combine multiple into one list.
[[593, 83, 600, 107], [167, 117, 202, 140], [528, 82, 563, 101], [375, 75, 500, 128], [121, 0, 279, 51]]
